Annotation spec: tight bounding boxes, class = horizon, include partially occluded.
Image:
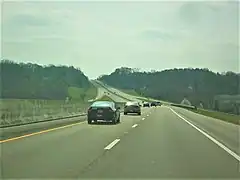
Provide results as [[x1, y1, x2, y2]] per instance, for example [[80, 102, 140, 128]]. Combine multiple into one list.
[[1, 59, 239, 79], [2, 1, 239, 79]]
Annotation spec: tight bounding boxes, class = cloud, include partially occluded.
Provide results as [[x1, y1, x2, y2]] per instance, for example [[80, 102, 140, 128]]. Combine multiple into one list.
[[140, 29, 179, 42], [2, 1, 239, 78], [5, 14, 51, 27]]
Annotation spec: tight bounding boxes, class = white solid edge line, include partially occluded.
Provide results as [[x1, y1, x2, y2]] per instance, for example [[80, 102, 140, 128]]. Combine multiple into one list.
[[104, 139, 120, 150], [170, 108, 240, 162], [132, 124, 138, 128]]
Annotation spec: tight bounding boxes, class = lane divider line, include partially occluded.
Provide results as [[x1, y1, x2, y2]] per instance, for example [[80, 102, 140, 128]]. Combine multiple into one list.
[[0, 121, 85, 144], [142, 117, 145, 120], [132, 124, 138, 128], [170, 108, 240, 162], [147, 114, 149, 117], [104, 139, 120, 150]]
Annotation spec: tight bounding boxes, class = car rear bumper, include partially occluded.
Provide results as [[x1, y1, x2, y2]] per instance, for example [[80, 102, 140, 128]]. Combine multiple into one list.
[[124, 109, 141, 113], [88, 113, 115, 121]]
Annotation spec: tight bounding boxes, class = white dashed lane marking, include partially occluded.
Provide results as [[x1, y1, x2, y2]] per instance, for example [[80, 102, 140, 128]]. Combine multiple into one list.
[[132, 124, 138, 128], [104, 139, 120, 150]]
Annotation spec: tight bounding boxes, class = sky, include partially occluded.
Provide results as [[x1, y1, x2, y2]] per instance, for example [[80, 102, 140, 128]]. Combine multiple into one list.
[[2, 0, 239, 79]]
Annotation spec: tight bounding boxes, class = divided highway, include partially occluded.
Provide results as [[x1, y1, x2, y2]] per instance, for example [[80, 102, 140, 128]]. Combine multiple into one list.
[[91, 80, 131, 103], [1, 82, 239, 178], [1, 105, 239, 179]]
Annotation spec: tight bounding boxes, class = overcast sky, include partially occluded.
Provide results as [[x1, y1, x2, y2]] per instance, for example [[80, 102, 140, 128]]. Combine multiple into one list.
[[2, 0, 239, 78]]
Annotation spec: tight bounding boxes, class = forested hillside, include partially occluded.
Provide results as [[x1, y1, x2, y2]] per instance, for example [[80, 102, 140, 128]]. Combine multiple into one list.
[[0, 60, 92, 100], [98, 67, 239, 109]]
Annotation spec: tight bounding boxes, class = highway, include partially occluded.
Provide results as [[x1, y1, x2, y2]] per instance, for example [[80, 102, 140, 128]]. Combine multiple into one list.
[[93, 80, 170, 104], [91, 80, 130, 102], [1, 105, 239, 179]]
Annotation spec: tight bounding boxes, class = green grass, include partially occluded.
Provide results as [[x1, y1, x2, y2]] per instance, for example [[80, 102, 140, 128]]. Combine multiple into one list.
[[120, 89, 141, 96], [190, 108, 240, 125], [68, 85, 97, 102], [96, 95, 114, 101], [93, 95, 125, 110], [0, 85, 97, 127], [0, 98, 90, 127]]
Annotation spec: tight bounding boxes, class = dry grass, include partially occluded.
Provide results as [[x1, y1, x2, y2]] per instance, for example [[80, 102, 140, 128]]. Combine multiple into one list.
[[0, 99, 90, 127], [0, 86, 98, 127]]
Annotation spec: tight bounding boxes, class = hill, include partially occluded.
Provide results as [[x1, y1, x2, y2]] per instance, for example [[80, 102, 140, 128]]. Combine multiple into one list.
[[0, 59, 95, 100], [98, 67, 239, 111]]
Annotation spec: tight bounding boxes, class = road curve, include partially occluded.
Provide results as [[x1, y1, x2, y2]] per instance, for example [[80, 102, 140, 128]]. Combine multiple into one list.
[[1, 106, 239, 179]]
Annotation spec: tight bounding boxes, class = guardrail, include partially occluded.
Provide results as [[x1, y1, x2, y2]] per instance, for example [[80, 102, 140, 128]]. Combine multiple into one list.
[[1, 109, 126, 140], [0, 113, 87, 128], [0, 99, 90, 127]]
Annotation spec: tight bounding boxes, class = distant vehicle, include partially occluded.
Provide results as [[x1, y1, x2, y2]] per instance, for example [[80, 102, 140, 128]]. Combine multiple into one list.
[[87, 101, 120, 124], [143, 102, 150, 107], [150, 102, 157, 107], [156, 101, 162, 106], [124, 101, 141, 115]]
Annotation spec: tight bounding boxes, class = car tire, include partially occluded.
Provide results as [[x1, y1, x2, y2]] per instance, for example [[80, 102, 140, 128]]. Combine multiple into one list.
[[138, 112, 141, 115], [124, 112, 127, 115], [112, 119, 116, 124], [88, 119, 92, 124]]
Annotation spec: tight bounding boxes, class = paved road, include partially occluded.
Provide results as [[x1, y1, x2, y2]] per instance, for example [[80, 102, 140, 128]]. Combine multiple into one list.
[[92, 80, 130, 103], [2, 106, 239, 179], [93, 80, 171, 104], [90, 80, 106, 100]]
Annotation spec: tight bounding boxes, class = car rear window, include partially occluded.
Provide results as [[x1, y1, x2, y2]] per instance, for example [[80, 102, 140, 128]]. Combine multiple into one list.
[[126, 102, 139, 106], [91, 101, 113, 108]]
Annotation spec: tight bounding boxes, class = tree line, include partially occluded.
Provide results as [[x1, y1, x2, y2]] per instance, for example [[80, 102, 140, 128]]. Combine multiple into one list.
[[98, 67, 239, 109], [0, 60, 91, 100]]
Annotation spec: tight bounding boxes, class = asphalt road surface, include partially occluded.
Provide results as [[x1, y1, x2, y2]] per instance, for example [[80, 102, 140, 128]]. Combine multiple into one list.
[[1, 106, 240, 179], [92, 80, 129, 103]]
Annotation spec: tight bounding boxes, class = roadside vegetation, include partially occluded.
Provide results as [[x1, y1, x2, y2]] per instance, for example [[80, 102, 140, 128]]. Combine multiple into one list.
[[119, 89, 141, 97], [190, 108, 239, 125], [98, 67, 239, 115], [96, 95, 114, 101], [0, 60, 97, 127]]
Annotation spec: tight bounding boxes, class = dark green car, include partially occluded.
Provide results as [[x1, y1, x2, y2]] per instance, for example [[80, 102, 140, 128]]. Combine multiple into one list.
[[87, 101, 121, 124]]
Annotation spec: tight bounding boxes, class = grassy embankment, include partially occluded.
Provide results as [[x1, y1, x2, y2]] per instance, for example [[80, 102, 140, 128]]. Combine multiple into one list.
[[0, 86, 97, 127], [190, 108, 239, 125], [170, 102, 239, 125], [93, 95, 125, 110], [119, 89, 141, 97]]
